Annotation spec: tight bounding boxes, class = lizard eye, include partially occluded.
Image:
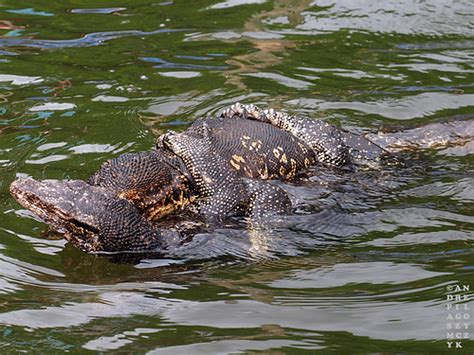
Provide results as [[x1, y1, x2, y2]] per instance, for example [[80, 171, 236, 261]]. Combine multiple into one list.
[[156, 131, 176, 149]]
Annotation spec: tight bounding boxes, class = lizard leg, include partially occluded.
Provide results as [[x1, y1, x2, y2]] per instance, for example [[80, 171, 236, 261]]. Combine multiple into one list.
[[244, 180, 291, 259], [245, 180, 291, 220]]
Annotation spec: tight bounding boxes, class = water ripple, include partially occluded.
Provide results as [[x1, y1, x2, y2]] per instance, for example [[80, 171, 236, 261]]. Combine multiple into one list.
[[70, 8, 126, 14], [0, 29, 184, 49], [0, 74, 43, 85], [140, 57, 228, 70], [6, 8, 54, 17], [366, 230, 474, 247], [244, 72, 312, 89], [269, 262, 450, 289], [298, 0, 474, 36], [206, 0, 267, 10], [287, 93, 474, 120], [0, 287, 454, 342]]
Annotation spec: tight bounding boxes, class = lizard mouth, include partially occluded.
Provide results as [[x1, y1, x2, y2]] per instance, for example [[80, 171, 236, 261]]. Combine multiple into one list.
[[11, 178, 71, 226], [10, 178, 103, 252]]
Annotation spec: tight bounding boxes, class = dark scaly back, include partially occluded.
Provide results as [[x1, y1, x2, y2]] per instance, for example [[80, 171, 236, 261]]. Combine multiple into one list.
[[188, 116, 316, 180], [88, 149, 195, 220], [161, 126, 250, 219], [221, 103, 353, 167]]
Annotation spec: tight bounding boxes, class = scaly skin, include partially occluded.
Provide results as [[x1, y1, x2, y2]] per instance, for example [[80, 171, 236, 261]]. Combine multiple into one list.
[[161, 123, 291, 220], [10, 178, 167, 253], [220, 103, 353, 167], [220, 102, 389, 167], [9, 104, 473, 255], [88, 149, 196, 220], [366, 119, 474, 152], [159, 115, 317, 180]]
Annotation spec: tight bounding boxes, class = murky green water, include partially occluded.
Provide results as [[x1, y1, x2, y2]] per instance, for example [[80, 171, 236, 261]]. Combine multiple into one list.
[[0, 0, 473, 352]]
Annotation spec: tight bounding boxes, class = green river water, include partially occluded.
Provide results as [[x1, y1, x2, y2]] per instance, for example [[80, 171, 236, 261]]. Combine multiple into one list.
[[0, 0, 472, 353]]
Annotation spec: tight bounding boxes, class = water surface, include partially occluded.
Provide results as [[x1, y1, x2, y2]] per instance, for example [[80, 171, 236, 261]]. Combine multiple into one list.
[[0, 0, 472, 352]]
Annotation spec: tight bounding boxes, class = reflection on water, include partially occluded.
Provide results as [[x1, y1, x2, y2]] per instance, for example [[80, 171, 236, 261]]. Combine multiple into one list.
[[287, 93, 474, 120], [0, 0, 472, 353], [0, 28, 182, 49], [313, 0, 473, 36]]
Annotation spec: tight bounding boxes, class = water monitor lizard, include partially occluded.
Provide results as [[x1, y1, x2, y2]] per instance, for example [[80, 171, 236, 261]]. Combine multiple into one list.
[[10, 104, 473, 254]]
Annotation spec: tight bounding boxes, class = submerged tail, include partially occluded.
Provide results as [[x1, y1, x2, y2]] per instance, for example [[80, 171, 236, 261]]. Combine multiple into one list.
[[366, 119, 474, 153]]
